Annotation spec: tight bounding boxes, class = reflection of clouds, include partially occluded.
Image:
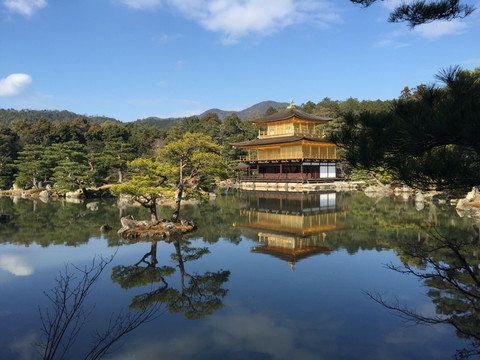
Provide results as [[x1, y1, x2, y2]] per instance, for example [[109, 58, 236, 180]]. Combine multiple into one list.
[[108, 309, 319, 360], [384, 323, 449, 345], [9, 332, 39, 360], [0, 254, 34, 276]]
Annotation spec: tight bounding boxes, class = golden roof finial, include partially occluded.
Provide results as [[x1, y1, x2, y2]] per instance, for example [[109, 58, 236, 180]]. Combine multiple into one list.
[[287, 100, 295, 109]]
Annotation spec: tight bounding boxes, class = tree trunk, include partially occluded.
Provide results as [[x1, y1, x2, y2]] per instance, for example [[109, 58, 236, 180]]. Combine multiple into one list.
[[118, 169, 124, 183], [171, 184, 183, 223], [150, 200, 158, 222], [171, 158, 184, 223]]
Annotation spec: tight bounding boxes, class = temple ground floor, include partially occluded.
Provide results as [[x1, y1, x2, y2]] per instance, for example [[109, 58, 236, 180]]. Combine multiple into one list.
[[237, 159, 340, 182], [235, 159, 342, 192]]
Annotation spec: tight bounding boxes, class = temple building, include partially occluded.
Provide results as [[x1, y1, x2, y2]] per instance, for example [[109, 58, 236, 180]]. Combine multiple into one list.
[[231, 102, 339, 191]]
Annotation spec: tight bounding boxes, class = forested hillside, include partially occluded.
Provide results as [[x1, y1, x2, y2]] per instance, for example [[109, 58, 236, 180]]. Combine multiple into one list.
[[0, 97, 394, 190], [0, 109, 119, 127]]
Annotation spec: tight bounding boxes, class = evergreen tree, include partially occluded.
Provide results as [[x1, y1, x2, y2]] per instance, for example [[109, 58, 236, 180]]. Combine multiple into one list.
[[159, 132, 227, 222], [0, 126, 19, 189], [350, 0, 475, 27], [330, 67, 480, 190], [100, 141, 137, 183], [14, 144, 48, 188], [48, 141, 93, 190], [110, 158, 170, 221]]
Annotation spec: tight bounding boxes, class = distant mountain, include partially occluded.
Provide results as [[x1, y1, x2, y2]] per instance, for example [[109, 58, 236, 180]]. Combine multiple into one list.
[[134, 100, 289, 129], [0, 109, 120, 127], [198, 100, 289, 120], [0, 101, 289, 129]]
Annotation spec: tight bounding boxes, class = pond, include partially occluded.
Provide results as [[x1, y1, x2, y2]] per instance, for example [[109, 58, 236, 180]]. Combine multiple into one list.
[[0, 191, 478, 360]]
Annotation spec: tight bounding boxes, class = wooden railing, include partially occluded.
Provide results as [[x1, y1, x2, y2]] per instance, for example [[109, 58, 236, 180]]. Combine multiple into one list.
[[258, 129, 324, 139], [238, 175, 341, 183], [239, 155, 256, 161], [240, 153, 338, 161]]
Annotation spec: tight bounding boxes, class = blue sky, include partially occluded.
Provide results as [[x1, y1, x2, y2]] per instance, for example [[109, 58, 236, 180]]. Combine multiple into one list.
[[1, 0, 479, 122]]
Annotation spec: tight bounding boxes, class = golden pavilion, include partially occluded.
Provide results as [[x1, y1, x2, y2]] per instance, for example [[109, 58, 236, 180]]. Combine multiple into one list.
[[231, 102, 339, 188]]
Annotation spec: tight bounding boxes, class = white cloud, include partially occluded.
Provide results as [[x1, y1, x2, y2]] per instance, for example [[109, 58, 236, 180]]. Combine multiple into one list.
[[414, 19, 467, 39], [380, 0, 404, 11], [123, 0, 339, 44], [118, 0, 161, 10], [0, 73, 32, 97], [3, 0, 46, 17], [170, 0, 340, 44], [373, 28, 411, 49], [0, 254, 34, 276], [172, 0, 295, 44]]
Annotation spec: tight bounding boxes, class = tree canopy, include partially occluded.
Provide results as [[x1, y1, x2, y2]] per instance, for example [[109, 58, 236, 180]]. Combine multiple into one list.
[[330, 67, 480, 190], [350, 0, 475, 27]]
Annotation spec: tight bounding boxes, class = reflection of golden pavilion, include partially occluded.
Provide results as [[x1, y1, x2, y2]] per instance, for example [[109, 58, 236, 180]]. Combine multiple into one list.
[[236, 192, 348, 270]]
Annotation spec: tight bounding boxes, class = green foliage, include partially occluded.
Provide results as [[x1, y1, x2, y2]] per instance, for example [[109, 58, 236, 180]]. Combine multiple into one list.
[[111, 158, 171, 221], [0, 197, 132, 247], [48, 142, 93, 190], [96, 141, 137, 183], [331, 67, 480, 190], [14, 144, 48, 188], [0, 126, 19, 189], [350, 0, 475, 27]]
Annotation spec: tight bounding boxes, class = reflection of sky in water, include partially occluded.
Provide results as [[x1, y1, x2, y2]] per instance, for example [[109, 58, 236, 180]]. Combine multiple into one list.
[[0, 194, 475, 360], [0, 254, 34, 276]]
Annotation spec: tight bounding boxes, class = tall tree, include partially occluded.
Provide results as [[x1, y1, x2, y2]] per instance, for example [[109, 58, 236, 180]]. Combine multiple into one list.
[[100, 142, 137, 183], [14, 144, 48, 188], [158, 132, 227, 223], [350, 0, 475, 27], [48, 141, 93, 190], [111, 158, 169, 221], [0, 126, 19, 189], [330, 67, 480, 190]]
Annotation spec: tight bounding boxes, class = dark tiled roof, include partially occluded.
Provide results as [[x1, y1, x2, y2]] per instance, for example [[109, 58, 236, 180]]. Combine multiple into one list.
[[231, 135, 332, 147], [251, 108, 331, 124]]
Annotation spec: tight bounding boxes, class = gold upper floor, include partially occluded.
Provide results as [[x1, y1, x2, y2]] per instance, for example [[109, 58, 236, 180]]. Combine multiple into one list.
[[258, 120, 325, 139]]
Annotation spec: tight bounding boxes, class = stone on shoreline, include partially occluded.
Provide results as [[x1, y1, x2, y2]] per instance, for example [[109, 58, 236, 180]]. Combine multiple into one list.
[[456, 187, 480, 219], [118, 216, 196, 240]]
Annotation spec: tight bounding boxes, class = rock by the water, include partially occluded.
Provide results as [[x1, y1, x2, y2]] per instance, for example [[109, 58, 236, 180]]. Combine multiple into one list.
[[466, 187, 480, 202], [456, 187, 480, 219], [415, 192, 424, 203], [86, 202, 99, 211], [118, 216, 149, 235], [100, 224, 112, 232], [65, 189, 84, 198], [118, 216, 196, 239], [39, 190, 52, 199]]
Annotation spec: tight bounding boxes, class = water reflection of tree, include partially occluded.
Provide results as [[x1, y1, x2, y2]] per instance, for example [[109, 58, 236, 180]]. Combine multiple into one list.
[[0, 197, 145, 247], [37, 255, 162, 360], [111, 238, 230, 320], [368, 223, 480, 359]]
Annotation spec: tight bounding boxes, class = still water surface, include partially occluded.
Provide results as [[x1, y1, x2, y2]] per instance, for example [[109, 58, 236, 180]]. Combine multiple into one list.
[[0, 191, 478, 360]]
